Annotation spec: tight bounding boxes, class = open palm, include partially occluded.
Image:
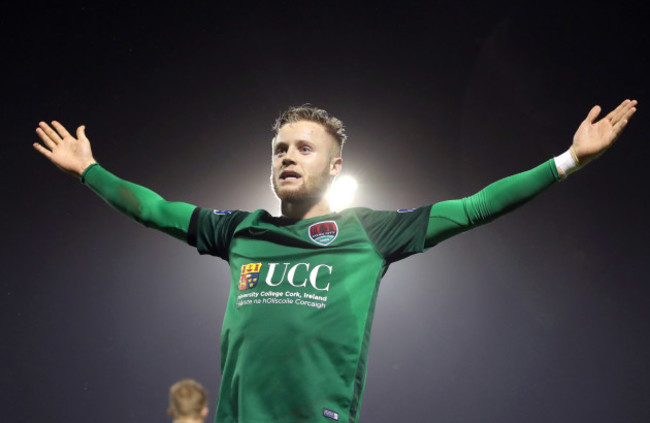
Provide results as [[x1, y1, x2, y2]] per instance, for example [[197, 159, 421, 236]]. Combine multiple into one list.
[[572, 99, 637, 166], [34, 121, 97, 178]]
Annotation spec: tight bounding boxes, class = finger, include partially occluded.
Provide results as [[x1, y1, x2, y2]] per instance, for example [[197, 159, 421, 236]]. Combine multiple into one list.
[[612, 106, 637, 134], [624, 104, 638, 121], [585, 105, 601, 123], [52, 120, 72, 139], [615, 99, 638, 124], [610, 99, 636, 124], [611, 119, 629, 139], [76, 125, 87, 140], [33, 142, 53, 158], [39, 121, 63, 144], [604, 99, 629, 121], [36, 126, 57, 149]]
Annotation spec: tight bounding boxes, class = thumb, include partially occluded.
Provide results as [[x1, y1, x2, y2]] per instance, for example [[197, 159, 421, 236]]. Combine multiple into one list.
[[76, 125, 87, 140], [585, 105, 601, 123]]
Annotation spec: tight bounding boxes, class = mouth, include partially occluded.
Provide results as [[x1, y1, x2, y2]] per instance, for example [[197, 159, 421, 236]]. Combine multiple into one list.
[[279, 170, 302, 181]]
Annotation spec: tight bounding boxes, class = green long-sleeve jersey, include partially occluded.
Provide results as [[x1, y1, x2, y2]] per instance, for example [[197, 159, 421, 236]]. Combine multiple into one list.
[[82, 159, 559, 422]]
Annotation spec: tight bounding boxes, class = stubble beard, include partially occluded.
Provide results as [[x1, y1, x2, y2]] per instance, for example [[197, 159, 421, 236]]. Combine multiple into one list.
[[271, 170, 330, 203]]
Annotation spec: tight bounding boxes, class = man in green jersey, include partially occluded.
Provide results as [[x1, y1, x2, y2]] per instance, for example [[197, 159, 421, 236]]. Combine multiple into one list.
[[34, 100, 637, 423]]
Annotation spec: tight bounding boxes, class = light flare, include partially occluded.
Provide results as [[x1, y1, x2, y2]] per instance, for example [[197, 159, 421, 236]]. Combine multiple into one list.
[[327, 175, 358, 211]]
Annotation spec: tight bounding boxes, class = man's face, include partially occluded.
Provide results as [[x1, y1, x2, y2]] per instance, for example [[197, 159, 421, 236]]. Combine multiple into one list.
[[271, 120, 341, 202]]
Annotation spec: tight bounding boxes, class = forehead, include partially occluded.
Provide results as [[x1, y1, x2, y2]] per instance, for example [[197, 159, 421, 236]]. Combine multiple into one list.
[[273, 120, 334, 146]]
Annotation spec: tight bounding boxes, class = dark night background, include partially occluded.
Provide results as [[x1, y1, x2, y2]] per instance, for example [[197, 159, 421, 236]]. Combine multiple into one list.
[[3, 1, 649, 422]]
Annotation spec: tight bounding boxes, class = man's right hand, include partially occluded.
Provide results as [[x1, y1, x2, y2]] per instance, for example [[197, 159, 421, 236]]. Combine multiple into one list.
[[34, 121, 97, 178]]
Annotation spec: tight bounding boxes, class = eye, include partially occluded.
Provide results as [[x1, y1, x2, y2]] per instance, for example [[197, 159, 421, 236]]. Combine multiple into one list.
[[274, 146, 287, 156], [300, 145, 312, 153]]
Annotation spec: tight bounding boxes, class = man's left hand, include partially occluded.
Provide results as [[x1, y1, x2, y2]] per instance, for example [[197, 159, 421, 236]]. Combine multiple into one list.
[[571, 99, 637, 166]]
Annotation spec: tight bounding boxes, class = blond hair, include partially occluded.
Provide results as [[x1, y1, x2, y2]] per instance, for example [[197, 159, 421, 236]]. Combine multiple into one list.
[[169, 379, 208, 419], [272, 104, 346, 155]]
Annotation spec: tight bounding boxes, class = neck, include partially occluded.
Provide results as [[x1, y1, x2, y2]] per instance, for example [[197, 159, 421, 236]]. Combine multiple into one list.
[[281, 196, 332, 220]]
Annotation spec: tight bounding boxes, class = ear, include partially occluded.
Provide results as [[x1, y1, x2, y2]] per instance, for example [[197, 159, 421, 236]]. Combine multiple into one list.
[[201, 406, 209, 418], [167, 407, 174, 418], [329, 156, 342, 177]]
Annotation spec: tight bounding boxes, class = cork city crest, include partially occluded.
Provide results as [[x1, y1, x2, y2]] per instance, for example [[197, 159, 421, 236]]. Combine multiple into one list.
[[239, 262, 262, 291], [308, 221, 338, 246]]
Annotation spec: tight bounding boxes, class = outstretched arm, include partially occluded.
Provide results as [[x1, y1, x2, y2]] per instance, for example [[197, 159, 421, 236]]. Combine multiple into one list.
[[425, 99, 638, 248], [34, 121, 196, 241], [425, 160, 558, 248]]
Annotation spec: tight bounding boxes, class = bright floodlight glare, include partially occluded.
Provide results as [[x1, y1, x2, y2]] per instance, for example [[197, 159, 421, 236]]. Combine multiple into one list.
[[328, 175, 358, 211]]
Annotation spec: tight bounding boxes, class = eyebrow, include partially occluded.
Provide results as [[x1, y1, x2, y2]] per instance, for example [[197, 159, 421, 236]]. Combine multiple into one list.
[[274, 139, 315, 148]]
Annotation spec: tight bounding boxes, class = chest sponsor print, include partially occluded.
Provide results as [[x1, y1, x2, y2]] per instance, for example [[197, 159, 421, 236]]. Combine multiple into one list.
[[308, 221, 338, 246], [235, 261, 332, 310]]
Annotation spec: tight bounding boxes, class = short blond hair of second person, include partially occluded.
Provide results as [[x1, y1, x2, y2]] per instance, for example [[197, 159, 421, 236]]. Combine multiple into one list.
[[168, 379, 208, 421]]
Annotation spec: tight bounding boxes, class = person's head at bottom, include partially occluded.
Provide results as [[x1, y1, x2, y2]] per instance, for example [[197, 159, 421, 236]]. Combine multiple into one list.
[[168, 379, 209, 423]]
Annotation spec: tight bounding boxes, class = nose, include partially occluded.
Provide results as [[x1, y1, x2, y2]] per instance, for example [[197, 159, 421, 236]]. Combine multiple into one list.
[[282, 146, 297, 166]]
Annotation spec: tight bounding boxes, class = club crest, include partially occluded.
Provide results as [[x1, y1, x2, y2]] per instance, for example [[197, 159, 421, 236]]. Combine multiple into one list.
[[308, 221, 338, 246], [239, 262, 262, 291]]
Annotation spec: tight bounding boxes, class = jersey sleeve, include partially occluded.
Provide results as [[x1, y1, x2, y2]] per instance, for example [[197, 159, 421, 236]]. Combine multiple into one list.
[[187, 208, 250, 260], [81, 163, 196, 241], [425, 158, 560, 247], [354, 206, 432, 263]]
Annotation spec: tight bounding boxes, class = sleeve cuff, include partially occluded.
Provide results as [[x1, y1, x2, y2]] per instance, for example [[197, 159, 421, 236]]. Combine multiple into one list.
[[187, 207, 201, 247], [80, 163, 101, 184]]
